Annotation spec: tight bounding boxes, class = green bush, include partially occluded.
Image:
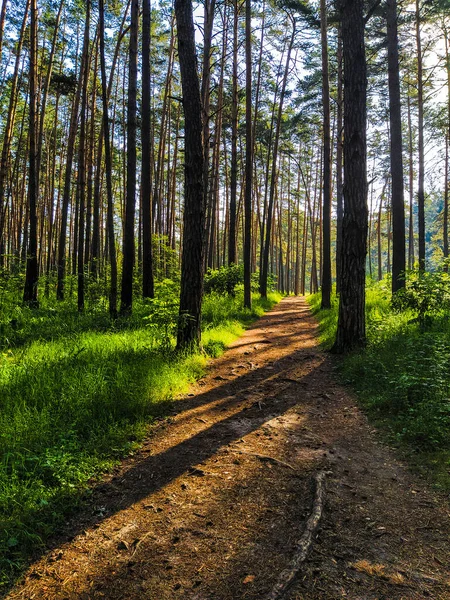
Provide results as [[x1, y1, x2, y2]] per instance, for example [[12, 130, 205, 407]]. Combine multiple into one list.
[[392, 269, 450, 327], [309, 281, 450, 484], [143, 279, 180, 350], [204, 264, 244, 296], [204, 265, 277, 297]]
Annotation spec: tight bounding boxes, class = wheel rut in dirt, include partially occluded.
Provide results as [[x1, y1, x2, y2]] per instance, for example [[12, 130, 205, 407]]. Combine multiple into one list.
[[6, 296, 450, 600]]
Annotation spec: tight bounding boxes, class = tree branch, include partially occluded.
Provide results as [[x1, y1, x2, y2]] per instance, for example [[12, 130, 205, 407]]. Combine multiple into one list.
[[364, 0, 383, 25], [265, 471, 328, 600]]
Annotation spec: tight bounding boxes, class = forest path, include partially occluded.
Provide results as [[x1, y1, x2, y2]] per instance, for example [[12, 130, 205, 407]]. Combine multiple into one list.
[[6, 296, 450, 600]]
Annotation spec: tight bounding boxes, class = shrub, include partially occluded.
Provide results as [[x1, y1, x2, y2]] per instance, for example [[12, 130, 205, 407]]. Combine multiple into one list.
[[204, 264, 244, 296], [392, 269, 450, 328]]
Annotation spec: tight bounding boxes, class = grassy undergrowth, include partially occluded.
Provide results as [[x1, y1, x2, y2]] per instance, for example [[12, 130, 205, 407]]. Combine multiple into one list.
[[0, 285, 281, 589], [309, 281, 450, 490]]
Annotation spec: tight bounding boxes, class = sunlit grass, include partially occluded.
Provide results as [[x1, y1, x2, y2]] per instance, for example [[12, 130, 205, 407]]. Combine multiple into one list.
[[0, 284, 281, 588], [308, 281, 450, 490]]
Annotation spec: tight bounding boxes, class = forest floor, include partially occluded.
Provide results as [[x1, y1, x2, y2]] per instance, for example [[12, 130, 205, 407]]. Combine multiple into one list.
[[4, 296, 450, 600]]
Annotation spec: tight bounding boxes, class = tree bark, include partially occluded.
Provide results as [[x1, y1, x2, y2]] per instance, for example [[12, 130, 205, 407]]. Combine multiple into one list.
[[77, 0, 91, 312], [243, 0, 252, 308], [0, 0, 8, 61], [444, 25, 450, 269], [320, 0, 332, 309], [201, 0, 216, 270], [332, 0, 368, 353], [387, 0, 405, 292], [228, 0, 239, 267], [142, 0, 154, 298], [336, 27, 344, 294], [120, 0, 139, 314], [415, 0, 425, 271], [175, 0, 205, 350], [407, 89, 415, 269], [23, 0, 39, 306], [0, 0, 30, 256]]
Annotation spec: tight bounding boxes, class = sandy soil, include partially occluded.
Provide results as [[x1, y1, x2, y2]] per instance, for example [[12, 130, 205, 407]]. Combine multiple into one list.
[[5, 296, 450, 600]]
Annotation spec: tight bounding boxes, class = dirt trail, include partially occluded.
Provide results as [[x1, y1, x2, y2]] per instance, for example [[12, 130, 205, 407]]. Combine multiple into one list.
[[6, 297, 450, 600]]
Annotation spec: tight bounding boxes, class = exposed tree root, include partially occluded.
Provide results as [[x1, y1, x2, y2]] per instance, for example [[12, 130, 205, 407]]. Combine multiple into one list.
[[265, 471, 327, 600]]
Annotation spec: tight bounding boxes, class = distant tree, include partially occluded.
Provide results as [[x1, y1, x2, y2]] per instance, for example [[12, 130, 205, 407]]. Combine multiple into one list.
[[23, 0, 38, 306], [120, 0, 139, 314], [260, 12, 296, 299], [76, 0, 90, 312], [201, 0, 216, 269], [320, 0, 332, 309], [57, 3, 90, 300], [387, 0, 405, 293], [332, 0, 368, 353], [141, 0, 154, 299], [99, 0, 118, 317], [243, 0, 252, 309], [415, 0, 425, 271], [228, 0, 239, 267], [175, 0, 205, 349], [0, 0, 7, 60], [444, 20, 450, 269], [335, 27, 343, 294], [0, 0, 30, 263]]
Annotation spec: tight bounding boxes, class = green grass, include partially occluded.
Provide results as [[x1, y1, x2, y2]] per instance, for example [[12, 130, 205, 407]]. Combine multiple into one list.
[[0, 285, 281, 589], [308, 281, 450, 490], [202, 291, 281, 356]]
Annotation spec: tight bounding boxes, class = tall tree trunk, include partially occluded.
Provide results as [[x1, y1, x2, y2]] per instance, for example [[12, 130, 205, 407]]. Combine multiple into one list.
[[377, 194, 383, 280], [286, 156, 292, 294], [368, 163, 375, 279], [57, 6, 89, 300], [320, 0, 332, 308], [201, 0, 216, 269], [260, 14, 296, 298], [336, 27, 344, 294], [0, 0, 8, 61], [415, 0, 425, 271], [0, 0, 30, 256], [45, 95, 60, 297], [77, 0, 90, 312], [23, 0, 39, 306], [387, 0, 405, 292], [444, 132, 449, 270], [152, 21, 175, 234], [444, 26, 450, 269], [332, 0, 368, 353], [120, 0, 139, 314], [84, 39, 98, 268], [142, 0, 154, 298], [228, 0, 239, 266], [258, 42, 286, 288], [407, 89, 415, 269], [175, 0, 205, 349], [294, 155, 301, 295], [309, 153, 320, 294], [243, 0, 252, 308], [36, 0, 64, 190], [91, 1, 131, 280], [206, 9, 226, 269]]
